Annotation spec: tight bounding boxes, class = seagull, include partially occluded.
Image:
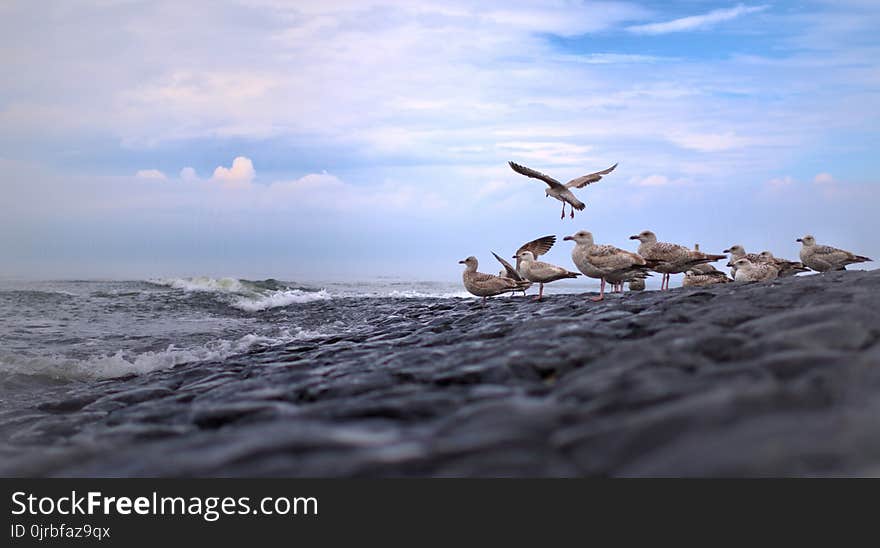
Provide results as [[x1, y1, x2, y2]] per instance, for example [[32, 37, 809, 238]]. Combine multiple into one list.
[[563, 230, 651, 301], [508, 161, 617, 219], [628, 278, 646, 291], [459, 256, 529, 304], [731, 258, 779, 282], [491, 235, 556, 295], [683, 269, 732, 287], [757, 251, 809, 277], [797, 235, 872, 272], [689, 244, 722, 275], [496, 235, 556, 277], [630, 230, 726, 291], [514, 251, 580, 301], [722, 244, 763, 278]]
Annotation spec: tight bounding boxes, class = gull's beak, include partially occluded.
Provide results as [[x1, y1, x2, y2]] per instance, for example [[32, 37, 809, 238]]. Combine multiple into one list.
[[629, 235, 639, 240], [726, 262, 733, 267], [796, 238, 803, 242], [511, 255, 517, 259], [563, 235, 573, 241], [723, 248, 730, 253], [458, 260, 465, 264]]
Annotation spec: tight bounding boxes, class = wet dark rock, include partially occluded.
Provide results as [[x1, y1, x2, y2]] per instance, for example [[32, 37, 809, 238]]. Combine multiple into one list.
[[3, 269, 880, 477]]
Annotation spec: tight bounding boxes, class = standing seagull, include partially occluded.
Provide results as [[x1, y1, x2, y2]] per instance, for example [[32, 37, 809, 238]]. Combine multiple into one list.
[[459, 256, 529, 304], [630, 230, 726, 291], [797, 235, 872, 272], [515, 251, 580, 301], [493, 235, 556, 278], [563, 230, 651, 301], [508, 161, 617, 219], [492, 235, 556, 295]]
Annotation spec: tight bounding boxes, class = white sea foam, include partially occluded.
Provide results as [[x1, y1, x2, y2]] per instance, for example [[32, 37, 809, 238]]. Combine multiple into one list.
[[231, 289, 331, 311], [148, 277, 485, 301], [149, 277, 248, 293], [148, 277, 331, 311], [385, 289, 473, 299], [0, 327, 327, 381]]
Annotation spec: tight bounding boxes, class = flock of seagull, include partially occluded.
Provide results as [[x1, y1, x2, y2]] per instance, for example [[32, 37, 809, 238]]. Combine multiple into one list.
[[459, 161, 873, 303]]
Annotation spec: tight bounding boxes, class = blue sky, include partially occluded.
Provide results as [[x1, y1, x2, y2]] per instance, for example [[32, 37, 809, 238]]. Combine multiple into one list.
[[1, 0, 878, 281]]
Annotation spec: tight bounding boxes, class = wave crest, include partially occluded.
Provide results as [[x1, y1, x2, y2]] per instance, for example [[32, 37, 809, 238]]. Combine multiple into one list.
[[147, 277, 329, 311], [0, 328, 326, 381]]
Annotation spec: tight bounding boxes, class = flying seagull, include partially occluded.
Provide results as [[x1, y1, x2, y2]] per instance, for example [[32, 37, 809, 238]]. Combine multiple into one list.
[[508, 161, 618, 219]]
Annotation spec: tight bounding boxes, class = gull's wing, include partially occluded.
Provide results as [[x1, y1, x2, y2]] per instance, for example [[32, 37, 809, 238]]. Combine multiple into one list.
[[641, 242, 691, 263], [565, 163, 617, 189], [516, 235, 556, 259], [492, 252, 523, 281], [588, 245, 645, 270], [812, 244, 859, 262], [508, 161, 565, 190]]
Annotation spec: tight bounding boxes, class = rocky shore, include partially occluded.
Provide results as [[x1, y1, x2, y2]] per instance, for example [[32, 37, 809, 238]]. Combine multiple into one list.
[[3, 269, 880, 477]]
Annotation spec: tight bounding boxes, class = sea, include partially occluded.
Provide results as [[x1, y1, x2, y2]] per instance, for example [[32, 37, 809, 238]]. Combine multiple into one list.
[[0, 276, 592, 383]]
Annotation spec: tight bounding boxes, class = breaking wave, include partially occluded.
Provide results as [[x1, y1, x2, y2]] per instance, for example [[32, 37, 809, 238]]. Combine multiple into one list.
[[147, 277, 330, 311], [0, 328, 330, 381]]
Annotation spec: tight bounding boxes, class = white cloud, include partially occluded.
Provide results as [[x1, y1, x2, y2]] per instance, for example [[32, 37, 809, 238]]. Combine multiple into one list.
[[814, 172, 834, 184], [556, 53, 676, 64], [632, 174, 669, 186], [627, 4, 769, 35], [767, 175, 796, 187], [180, 167, 199, 181], [496, 141, 593, 165], [2, 0, 878, 226], [260, 173, 448, 212], [666, 131, 755, 152], [211, 157, 255, 189], [135, 169, 166, 180]]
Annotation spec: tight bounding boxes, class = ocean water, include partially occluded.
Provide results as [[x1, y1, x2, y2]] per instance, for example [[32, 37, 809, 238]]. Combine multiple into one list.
[[0, 277, 594, 384]]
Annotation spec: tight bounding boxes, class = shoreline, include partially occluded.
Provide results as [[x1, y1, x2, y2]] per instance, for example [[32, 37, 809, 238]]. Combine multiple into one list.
[[2, 269, 880, 477]]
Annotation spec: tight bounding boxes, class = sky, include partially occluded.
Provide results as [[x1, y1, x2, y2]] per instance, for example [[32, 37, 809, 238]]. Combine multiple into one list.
[[1, 0, 879, 282]]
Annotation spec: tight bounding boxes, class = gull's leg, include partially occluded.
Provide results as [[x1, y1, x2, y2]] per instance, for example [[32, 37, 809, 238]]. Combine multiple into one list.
[[560, 203, 565, 219], [570, 207, 575, 219], [532, 283, 544, 301], [591, 279, 605, 301]]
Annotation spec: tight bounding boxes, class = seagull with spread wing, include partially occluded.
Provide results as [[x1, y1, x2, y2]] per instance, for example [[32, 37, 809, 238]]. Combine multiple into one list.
[[508, 161, 617, 219], [491, 235, 556, 296]]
